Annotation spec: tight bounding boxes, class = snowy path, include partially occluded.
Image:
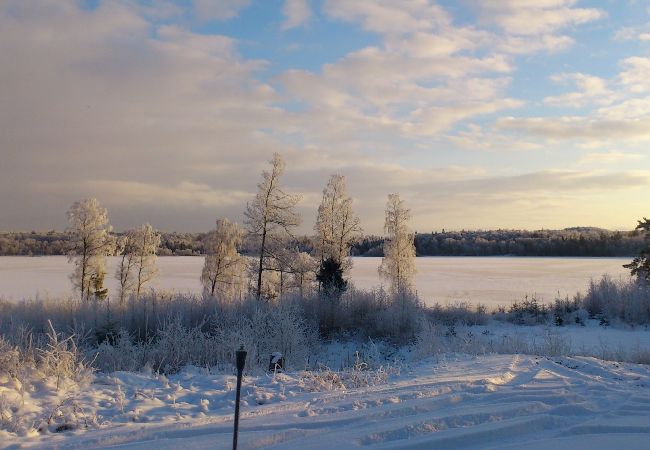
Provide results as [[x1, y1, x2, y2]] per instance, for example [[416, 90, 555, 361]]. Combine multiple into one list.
[[16, 354, 650, 450]]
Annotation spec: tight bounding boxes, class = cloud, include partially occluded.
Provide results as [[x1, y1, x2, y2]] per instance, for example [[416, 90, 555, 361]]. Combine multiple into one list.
[[193, 0, 252, 21], [473, 0, 605, 36], [279, 2, 520, 147], [580, 151, 644, 164], [469, 0, 604, 54], [323, 0, 451, 36], [614, 22, 650, 41], [449, 124, 542, 151], [544, 73, 615, 107], [618, 57, 650, 93], [35, 180, 253, 208], [0, 0, 645, 233], [282, 0, 311, 30], [497, 34, 574, 54], [497, 116, 650, 140], [494, 56, 650, 148], [0, 0, 285, 230]]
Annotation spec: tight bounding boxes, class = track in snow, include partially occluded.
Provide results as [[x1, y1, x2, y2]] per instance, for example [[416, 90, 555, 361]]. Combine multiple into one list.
[[28, 354, 650, 450]]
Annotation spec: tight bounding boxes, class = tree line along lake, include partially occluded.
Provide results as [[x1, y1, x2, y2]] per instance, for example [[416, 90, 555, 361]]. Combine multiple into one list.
[[0, 256, 632, 308]]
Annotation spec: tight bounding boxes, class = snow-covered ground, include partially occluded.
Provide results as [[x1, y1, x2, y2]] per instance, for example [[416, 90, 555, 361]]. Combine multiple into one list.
[[2, 323, 650, 450], [2, 353, 649, 449], [0, 256, 631, 307]]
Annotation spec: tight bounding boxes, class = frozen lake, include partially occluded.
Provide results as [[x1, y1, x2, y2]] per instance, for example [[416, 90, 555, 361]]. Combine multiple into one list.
[[0, 256, 632, 308]]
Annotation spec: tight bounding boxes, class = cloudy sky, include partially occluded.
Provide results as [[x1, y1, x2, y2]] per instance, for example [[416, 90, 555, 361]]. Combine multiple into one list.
[[2, 0, 650, 233]]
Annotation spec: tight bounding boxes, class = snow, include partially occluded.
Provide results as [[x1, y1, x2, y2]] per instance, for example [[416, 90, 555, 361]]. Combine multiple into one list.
[[350, 256, 631, 307], [0, 256, 632, 307], [2, 324, 650, 449]]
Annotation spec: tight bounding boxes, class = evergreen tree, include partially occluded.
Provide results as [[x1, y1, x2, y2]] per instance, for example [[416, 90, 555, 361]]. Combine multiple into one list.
[[316, 257, 348, 296], [624, 217, 650, 282]]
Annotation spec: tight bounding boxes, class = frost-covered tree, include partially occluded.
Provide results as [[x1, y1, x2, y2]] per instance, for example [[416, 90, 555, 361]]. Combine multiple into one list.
[[66, 198, 114, 302], [115, 224, 160, 302], [244, 153, 302, 300], [201, 219, 245, 299], [131, 223, 160, 299], [314, 175, 362, 274], [379, 193, 417, 294], [115, 235, 136, 306], [291, 251, 317, 297], [624, 217, 650, 283]]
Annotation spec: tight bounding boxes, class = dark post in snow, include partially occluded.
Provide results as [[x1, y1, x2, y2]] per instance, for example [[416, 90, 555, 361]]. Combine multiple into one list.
[[233, 345, 247, 450]]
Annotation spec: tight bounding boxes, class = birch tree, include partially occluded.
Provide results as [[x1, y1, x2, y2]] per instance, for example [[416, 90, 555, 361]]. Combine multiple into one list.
[[131, 223, 160, 299], [67, 198, 114, 302], [201, 218, 245, 299], [114, 223, 160, 303], [291, 251, 317, 297], [379, 193, 416, 295], [314, 175, 362, 273], [115, 234, 136, 306], [244, 153, 302, 300]]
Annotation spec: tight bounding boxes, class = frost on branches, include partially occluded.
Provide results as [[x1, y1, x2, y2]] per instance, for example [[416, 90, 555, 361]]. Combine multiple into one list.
[[314, 174, 362, 275], [115, 223, 161, 304], [244, 153, 302, 300], [201, 218, 245, 299], [66, 198, 114, 302], [379, 193, 417, 295]]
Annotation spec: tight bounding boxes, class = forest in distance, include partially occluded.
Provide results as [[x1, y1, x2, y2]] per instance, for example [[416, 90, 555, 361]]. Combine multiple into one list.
[[0, 226, 645, 258]]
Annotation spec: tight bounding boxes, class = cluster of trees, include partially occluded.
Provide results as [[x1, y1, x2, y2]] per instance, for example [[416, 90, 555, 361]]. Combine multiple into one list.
[[66, 199, 161, 304], [11, 152, 650, 304], [0, 231, 70, 255], [224, 153, 415, 301], [63, 153, 417, 303]]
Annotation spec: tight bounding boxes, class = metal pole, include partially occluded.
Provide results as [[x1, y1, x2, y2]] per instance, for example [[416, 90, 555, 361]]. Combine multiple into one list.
[[233, 346, 247, 450]]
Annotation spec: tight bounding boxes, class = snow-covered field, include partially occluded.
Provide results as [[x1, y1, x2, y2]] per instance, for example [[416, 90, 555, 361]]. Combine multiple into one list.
[[3, 345, 650, 449], [0, 256, 631, 307]]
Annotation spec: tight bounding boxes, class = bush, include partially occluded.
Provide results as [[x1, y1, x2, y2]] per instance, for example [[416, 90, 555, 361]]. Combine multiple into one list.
[[581, 276, 650, 325]]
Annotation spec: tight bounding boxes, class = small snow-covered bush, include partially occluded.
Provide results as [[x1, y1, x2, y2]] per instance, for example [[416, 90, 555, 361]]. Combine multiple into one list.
[[0, 337, 20, 378], [38, 321, 94, 390], [505, 296, 550, 325], [427, 302, 489, 327]]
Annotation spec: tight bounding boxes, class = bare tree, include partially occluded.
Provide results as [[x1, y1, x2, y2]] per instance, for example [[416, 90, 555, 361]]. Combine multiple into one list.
[[66, 198, 114, 302], [314, 175, 362, 274], [379, 193, 416, 294], [244, 153, 302, 300], [201, 218, 245, 299]]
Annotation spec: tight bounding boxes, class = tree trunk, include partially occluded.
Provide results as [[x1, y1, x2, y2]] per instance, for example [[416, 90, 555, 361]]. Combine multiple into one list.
[[256, 227, 267, 300]]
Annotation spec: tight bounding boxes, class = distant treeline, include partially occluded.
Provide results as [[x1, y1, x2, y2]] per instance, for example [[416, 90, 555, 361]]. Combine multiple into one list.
[[352, 227, 645, 257], [0, 227, 644, 257], [0, 231, 206, 256]]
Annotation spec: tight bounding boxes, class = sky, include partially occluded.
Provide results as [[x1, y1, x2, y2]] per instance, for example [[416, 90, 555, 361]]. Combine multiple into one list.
[[1, 0, 650, 234]]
